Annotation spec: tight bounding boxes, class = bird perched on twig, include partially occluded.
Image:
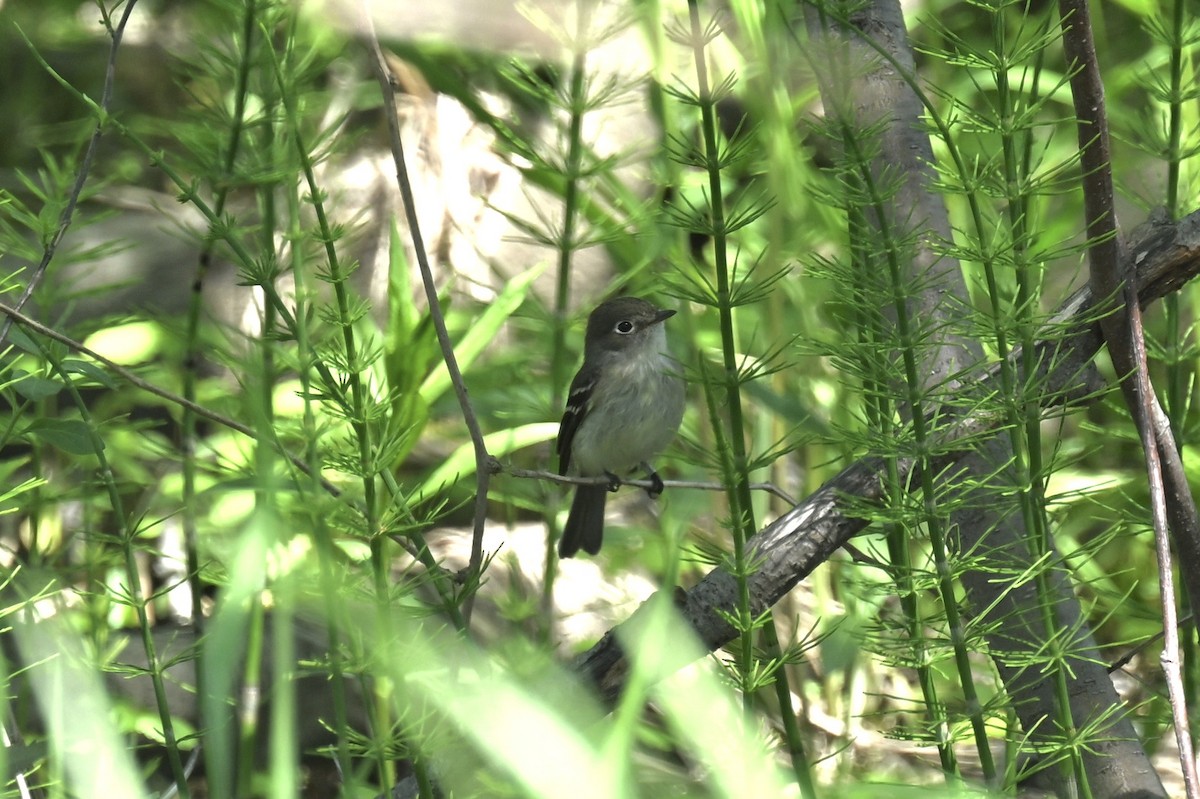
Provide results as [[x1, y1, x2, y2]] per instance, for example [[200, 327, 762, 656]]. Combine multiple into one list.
[[556, 297, 685, 557]]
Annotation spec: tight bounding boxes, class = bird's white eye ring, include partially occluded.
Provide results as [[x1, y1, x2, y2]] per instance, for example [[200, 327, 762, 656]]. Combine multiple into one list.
[[615, 320, 635, 334]]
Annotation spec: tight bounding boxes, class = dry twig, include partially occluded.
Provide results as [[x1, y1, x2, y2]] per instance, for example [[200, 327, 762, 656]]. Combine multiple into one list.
[[1059, 0, 1200, 791]]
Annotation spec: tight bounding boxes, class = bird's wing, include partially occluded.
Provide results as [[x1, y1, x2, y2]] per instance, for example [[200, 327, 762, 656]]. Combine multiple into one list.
[[557, 366, 596, 475]]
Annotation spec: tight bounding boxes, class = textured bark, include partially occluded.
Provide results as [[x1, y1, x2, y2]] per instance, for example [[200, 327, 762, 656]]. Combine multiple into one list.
[[805, 2, 1166, 794]]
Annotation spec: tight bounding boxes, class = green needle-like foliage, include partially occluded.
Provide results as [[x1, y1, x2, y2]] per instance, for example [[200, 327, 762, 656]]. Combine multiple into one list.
[[0, 0, 1197, 797]]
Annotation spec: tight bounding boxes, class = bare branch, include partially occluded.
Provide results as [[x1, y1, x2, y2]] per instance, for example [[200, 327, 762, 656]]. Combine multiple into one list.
[[357, 9, 493, 625], [505, 467, 797, 505], [1060, 0, 1200, 790]]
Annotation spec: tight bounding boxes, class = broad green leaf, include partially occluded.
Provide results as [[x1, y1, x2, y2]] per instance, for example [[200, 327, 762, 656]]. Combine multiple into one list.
[[24, 418, 100, 455], [629, 604, 793, 799], [11, 372, 63, 401], [417, 423, 557, 500], [12, 613, 144, 799], [818, 614, 862, 674], [63, 358, 118, 389], [5, 324, 39, 355], [384, 219, 436, 465], [419, 263, 544, 403]]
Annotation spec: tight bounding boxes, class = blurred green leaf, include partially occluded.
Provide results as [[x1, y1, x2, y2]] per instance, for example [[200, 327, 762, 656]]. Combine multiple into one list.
[[419, 264, 544, 403], [5, 324, 40, 355], [24, 418, 99, 455], [818, 614, 861, 675], [418, 423, 557, 499], [385, 219, 436, 466], [63, 358, 118, 389], [11, 371, 63, 400], [81, 321, 161, 365]]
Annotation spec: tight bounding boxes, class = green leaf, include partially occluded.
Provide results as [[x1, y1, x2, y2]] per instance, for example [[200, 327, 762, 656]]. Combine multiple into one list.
[[24, 419, 100, 455], [5, 325, 39, 355], [420, 263, 544, 403], [63, 358, 118, 389], [417, 423, 557, 499], [384, 219, 437, 465], [81, 320, 161, 365], [11, 372, 63, 401]]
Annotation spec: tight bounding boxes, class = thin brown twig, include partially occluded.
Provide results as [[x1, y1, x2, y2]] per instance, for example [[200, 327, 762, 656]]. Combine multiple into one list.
[[1126, 278, 1198, 795], [357, 8, 492, 626], [0, 1, 139, 350], [1058, 0, 1198, 792], [505, 467, 798, 505]]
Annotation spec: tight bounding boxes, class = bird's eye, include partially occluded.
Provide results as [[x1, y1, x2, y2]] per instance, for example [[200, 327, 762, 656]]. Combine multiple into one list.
[[614, 320, 635, 334]]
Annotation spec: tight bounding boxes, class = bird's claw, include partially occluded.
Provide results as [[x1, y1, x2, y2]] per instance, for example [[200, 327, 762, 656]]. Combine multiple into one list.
[[604, 471, 621, 493], [646, 470, 664, 499]]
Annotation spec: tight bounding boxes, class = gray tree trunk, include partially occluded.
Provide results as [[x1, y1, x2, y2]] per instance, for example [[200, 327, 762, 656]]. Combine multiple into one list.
[[801, 0, 1166, 795]]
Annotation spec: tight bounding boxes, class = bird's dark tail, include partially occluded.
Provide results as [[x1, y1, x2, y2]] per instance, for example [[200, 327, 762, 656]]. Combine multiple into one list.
[[559, 485, 607, 557]]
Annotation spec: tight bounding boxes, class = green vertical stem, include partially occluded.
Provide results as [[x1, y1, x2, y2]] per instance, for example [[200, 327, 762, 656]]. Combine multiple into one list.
[[266, 26, 394, 787], [543, 0, 593, 636], [759, 620, 818, 798], [552, 2, 591, 395], [686, 1, 756, 524], [27, 440, 44, 568], [849, 200, 959, 776], [181, 2, 258, 779], [236, 603, 266, 796], [687, 1, 760, 713], [699, 363, 756, 711], [40, 348, 191, 797], [255, 69, 297, 798], [286, 127, 355, 789], [268, 572, 297, 799], [839, 123, 989, 781], [994, 9, 1087, 791], [686, 5, 813, 789]]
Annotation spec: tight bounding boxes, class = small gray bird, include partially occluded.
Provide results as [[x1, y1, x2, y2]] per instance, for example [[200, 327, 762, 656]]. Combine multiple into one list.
[[556, 297, 685, 557]]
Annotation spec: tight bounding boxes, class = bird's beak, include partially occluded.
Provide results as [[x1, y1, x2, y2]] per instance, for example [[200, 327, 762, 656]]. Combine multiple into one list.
[[653, 309, 676, 325]]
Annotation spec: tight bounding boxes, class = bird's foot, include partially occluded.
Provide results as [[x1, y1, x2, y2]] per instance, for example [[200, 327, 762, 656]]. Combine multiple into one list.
[[645, 470, 664, 499], [604, 471, 622, 493]]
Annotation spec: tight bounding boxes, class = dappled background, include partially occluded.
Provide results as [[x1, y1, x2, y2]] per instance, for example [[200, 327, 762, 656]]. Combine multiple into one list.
[[0, 0, 1197, 797]]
